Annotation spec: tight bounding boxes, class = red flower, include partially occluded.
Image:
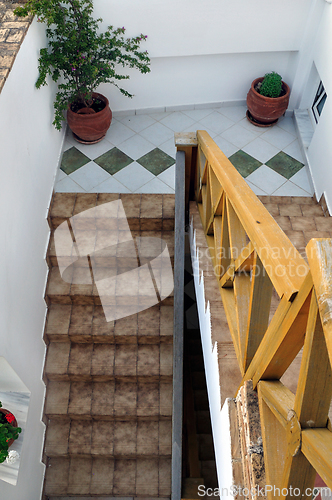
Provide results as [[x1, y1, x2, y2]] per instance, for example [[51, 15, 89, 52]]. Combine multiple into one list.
[[5, 413, 15, 425]]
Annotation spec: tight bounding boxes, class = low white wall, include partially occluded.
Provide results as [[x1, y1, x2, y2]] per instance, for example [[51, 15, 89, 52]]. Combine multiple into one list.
[[93, 0, 313, 112], [99, 51, 299, 112], [0, 18, 64, 499]]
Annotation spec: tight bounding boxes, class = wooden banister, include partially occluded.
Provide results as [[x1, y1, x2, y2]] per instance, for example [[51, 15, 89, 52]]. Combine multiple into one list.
[[197, 130, 308, 301], [176, 130, 332, 498]]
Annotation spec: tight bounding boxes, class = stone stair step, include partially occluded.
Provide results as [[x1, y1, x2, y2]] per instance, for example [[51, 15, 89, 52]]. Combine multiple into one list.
[[44, 380, 173, 419], [44, 342, 173, 382], [191, 371, 206, 390], [190, 355, 204, 372], [198, 434, 215, 461], [200, 460, 218, 489], [193, 390, 209, 411], [46, 229, 175, 270], [45, 418, 172, 458], [45, 265, 174, 307], [44, 456, 171, 497], [195, 411, 212, 435], [48, 192, 175, 231], [44, 303, 174, 344], [187, 338, 203, 354]]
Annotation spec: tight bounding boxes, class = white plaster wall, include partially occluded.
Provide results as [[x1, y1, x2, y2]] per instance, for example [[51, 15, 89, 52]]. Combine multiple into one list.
[[189, 223, 233, 497], [290, 0, 332, 210], [98, 51, 298, 112], [92, 0, 313, 111], [95, 0, 312, 57], [0, 18, 64, 500]]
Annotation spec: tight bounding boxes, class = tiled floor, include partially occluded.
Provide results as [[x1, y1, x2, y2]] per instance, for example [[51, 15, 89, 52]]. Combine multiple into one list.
[[54, 105, 314, 197]]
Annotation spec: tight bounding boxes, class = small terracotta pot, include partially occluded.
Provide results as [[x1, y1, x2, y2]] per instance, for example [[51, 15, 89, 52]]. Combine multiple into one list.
[[67, 92, 112, 144], [0, 408, 18, 448], [247, 77, 290, 125]]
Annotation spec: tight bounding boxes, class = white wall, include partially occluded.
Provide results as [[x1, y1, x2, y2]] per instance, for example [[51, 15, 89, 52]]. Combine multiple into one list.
[[189, 223, 234, 495], [95, 0, 312, 57], [290, 0, 332, 210], [93, 0, 312, 112], [99, 51, 299, 112], [0, 18, 64, 499]]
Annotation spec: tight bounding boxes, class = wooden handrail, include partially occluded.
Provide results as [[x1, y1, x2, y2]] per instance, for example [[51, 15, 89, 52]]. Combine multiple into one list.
[[176, 130, 332, 498], [306, 238, 332, 366], [197, 130, 308, 301]]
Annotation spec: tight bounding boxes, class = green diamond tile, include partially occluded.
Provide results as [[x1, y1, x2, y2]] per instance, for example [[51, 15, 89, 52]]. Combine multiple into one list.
[[137, 148, 175, 176], [265, 151, 304, 179], [228, 150, 262, 178], [61, 147, 90, 174], [94, 147, 134, 175]]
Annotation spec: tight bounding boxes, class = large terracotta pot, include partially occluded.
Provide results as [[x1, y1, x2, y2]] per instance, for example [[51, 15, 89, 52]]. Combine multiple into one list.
[[67, 92, 112, 144], [0, 408, 18, 448], [247, 77, 290, 125]]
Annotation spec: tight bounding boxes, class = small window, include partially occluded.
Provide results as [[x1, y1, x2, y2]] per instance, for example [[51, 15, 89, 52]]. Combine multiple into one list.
[[312, 81, 327, 123]]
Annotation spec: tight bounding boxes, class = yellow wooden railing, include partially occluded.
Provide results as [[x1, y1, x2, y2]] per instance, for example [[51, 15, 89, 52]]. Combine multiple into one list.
[[176, 130, 332, 499]]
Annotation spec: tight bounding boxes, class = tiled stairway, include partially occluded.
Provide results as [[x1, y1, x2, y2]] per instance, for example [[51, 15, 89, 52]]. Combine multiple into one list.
[[42, 192, 175, 498]]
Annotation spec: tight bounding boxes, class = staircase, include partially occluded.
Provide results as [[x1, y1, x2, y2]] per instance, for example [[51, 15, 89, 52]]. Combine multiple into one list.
[[42, 192, 175, 498]]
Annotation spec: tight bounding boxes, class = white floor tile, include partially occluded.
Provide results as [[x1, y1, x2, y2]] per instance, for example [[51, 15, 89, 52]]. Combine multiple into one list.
[[54, 176, 86, 193], [183, 123, 217, 138], [283, 139, 305, 164], [245, 179, 268, 196], [56, 169, 67, 182], [242, 137, 280, 164], [119, 114, 157, 133], [90, 176, 131, 193], [271, 181, 311, 197], [160, 112, 195, 132], [116, 134, 154, 160], [246, 165, 287, 194], [238, 117, 266, 136], [147, 111, 171, 121], [260, 125, 296, 149], [113, 162, 155, 191], [134, 177, 175, 194], [157, 165, 175, 190], [104, 120, 136, 146], [69, 162, 111, 191], [182, 108, 214, 121], [289, 167, 314, 194], [218, 106, 247, 123], [70, 137, 116, 160], [212, 136, 239, 157], [198, 112, 235, 135], [139, 122, 174, 146], [159, 138, 176, 159], [221, 123, 257, 149], [277, 116, 297, 137], [63, 139, 75, 152]]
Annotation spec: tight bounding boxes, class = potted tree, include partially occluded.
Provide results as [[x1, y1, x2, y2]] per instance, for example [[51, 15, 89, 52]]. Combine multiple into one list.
[[246, 72, 290, 126], [14, 0, 151, 143]]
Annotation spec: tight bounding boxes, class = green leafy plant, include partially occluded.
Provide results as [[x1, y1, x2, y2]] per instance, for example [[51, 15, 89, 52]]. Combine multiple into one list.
[[0, 402, 21, 463], [14, 0, 151, 130], [259, 72, 283, 98]]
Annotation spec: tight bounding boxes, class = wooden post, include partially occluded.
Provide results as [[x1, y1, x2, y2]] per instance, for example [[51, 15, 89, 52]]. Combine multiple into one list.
[[175, 133, 198, 219]]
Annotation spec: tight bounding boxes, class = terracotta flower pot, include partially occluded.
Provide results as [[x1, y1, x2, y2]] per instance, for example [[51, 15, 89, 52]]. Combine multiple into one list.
[[0, 408, 18, 448], [247, 77, 290, 125], [67, 92, 112, 144]]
